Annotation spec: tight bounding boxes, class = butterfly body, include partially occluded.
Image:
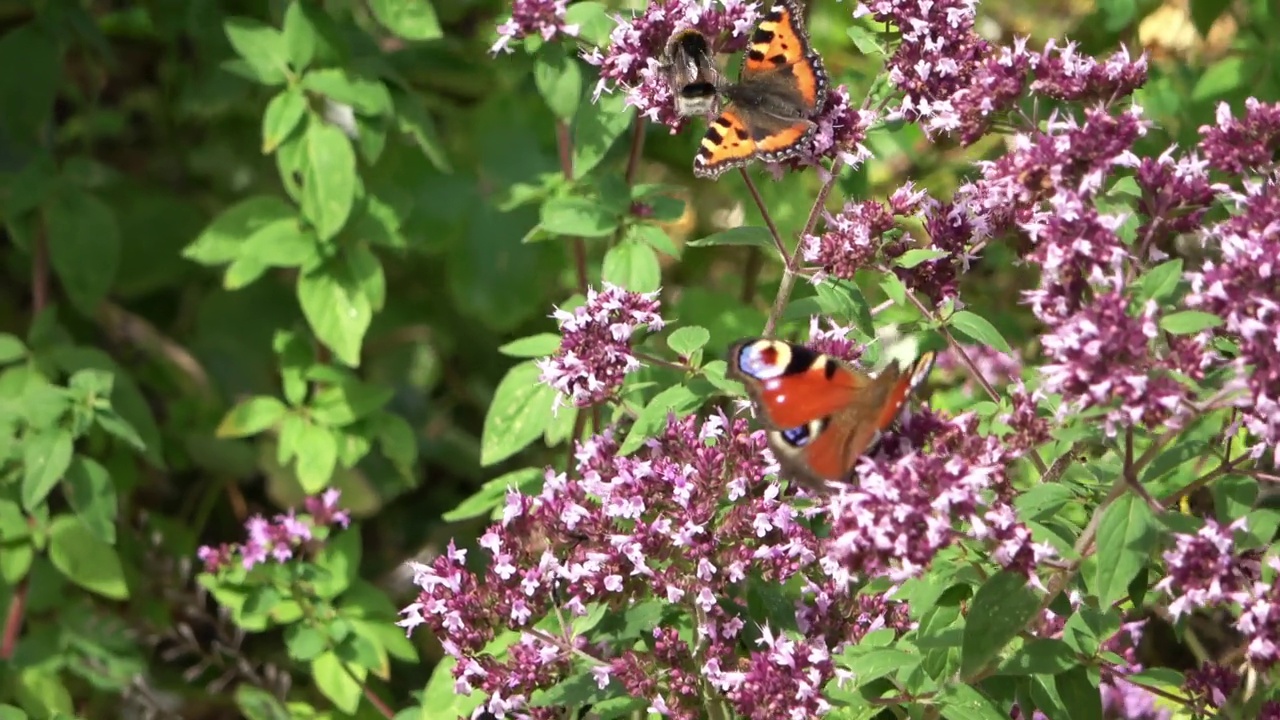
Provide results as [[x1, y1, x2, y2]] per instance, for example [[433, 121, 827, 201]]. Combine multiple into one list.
[[692, 0, 829, 178], [728, 338, 935, 486]]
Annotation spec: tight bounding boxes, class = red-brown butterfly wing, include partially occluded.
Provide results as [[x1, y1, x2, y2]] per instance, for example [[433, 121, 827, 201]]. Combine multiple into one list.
[[728, 339, 869, 430], [873, 351, 937, 430]]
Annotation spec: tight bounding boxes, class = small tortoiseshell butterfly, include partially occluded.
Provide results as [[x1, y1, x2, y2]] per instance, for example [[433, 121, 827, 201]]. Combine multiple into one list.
[[692, 0, 829, 179], [662, 29, 722, 118], [728, 338, 935, 487]]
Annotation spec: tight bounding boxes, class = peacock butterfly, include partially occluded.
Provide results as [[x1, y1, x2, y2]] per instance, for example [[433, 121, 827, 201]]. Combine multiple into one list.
[[728, 338, 935, 487]]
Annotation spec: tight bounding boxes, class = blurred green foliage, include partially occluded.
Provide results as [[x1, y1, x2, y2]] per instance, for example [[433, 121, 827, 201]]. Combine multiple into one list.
[[0, 0, 1275, 716]]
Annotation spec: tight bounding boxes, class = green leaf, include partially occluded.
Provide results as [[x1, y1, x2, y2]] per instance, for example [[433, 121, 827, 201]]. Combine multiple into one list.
[[301, 118, 357, 241], [846, 24, 887, 56], [22, 431, 74, 511], [1159, 310, 1222, 335], [619, 384, 704, 455], [814, 280, 875, 336], [564, 2, 614, 45], [997, 638, 1075, 676], [281, 1, 318, 69], [534, 44, 583, 121], [369, 0, 442, 40], [48, 514, 129, 599], [499, 333, 562, 358], [540, 197, 619, 237], [217, 396, 289, 438], [235, 686, 292, 720], [64, 456, 117, 545], [185, 195, 296, 265], [297, 253, 373, 367], [293, 421, 338, 493], [572, 92, 634, 177], [1192, 56, 1246, 103], [302, 69, 393, 116], [630, 224, 682, 258], [262, 86, 307, 153], [239, 219, 320, 270], [1137, 259, 1183, 302], [45, 185, 120, 316], [895, 247, 949, 268], [376, 412, 418, 475], [481, 360, 556, 466], [310, 377, 393, 426], [11, 669, 73, 719], [949, 310, 1013, 353], [1189, 0, 1228, 35], [1054, 666, 1102, 720], [1091, 494, 1157, 607], [687, 226, 775, 249], [1062, 606, 1119, 657], [311, 651, 363, 714], [667, 326, 710, 357], [960, 571, 1041, 679], [223, 17, 289, 85], [443, 468, 543, 522], [393, 88, 451, 173], [936, 684, 1007, 720], [840, 648, 920, 685], [1015, 483, 1077, 520], [0, 26, 60, 145], [312, 526, 360, 598], [285, 625, 328, 662], [880, 273, 907, 307], [0, 333, 26, 364], [602, 240, 661, 293]]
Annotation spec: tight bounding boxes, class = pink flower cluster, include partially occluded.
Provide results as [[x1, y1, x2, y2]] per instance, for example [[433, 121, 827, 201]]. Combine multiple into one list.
[[197, 489, 351, 573], [1156, 519, 1280, 670], [491, 0, 578, 54], [536, 283, 664, 410], [398, 414, 914, 720], [827, 409, 1054, 581]]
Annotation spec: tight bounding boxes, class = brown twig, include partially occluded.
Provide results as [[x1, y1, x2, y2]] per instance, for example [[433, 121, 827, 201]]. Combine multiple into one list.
[[899, 288, 1049, 474], [737, 168, 789, 261], [762, 158, 845, 337], [624, 118, 647, 185]]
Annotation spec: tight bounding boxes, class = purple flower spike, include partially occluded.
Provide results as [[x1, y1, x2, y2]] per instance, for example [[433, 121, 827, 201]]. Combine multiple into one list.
[[492, 0, 579, 54], [1199, 98, 1280, 175], [537, 283, 664, 410]]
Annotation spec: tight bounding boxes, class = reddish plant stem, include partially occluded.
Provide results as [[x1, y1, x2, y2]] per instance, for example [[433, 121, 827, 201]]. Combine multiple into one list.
[[762, 158, 845, 337], [625, 118, 647, 185], [3, 230, 49, 662], [555, 121, 590, 294], [0, 578, 27, 661]]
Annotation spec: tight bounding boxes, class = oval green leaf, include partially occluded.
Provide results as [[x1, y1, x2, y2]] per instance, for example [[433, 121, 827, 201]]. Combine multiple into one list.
[[48, 515, 129, 600], [481, 360, 556, 466], [950, 310, 1013, 353], [960, 570, 1040, 679]]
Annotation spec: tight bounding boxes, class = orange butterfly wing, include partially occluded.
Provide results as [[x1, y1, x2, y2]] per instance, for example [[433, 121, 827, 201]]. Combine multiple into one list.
[[739, 0, 826, 112], [692, 0, 828, 178]]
